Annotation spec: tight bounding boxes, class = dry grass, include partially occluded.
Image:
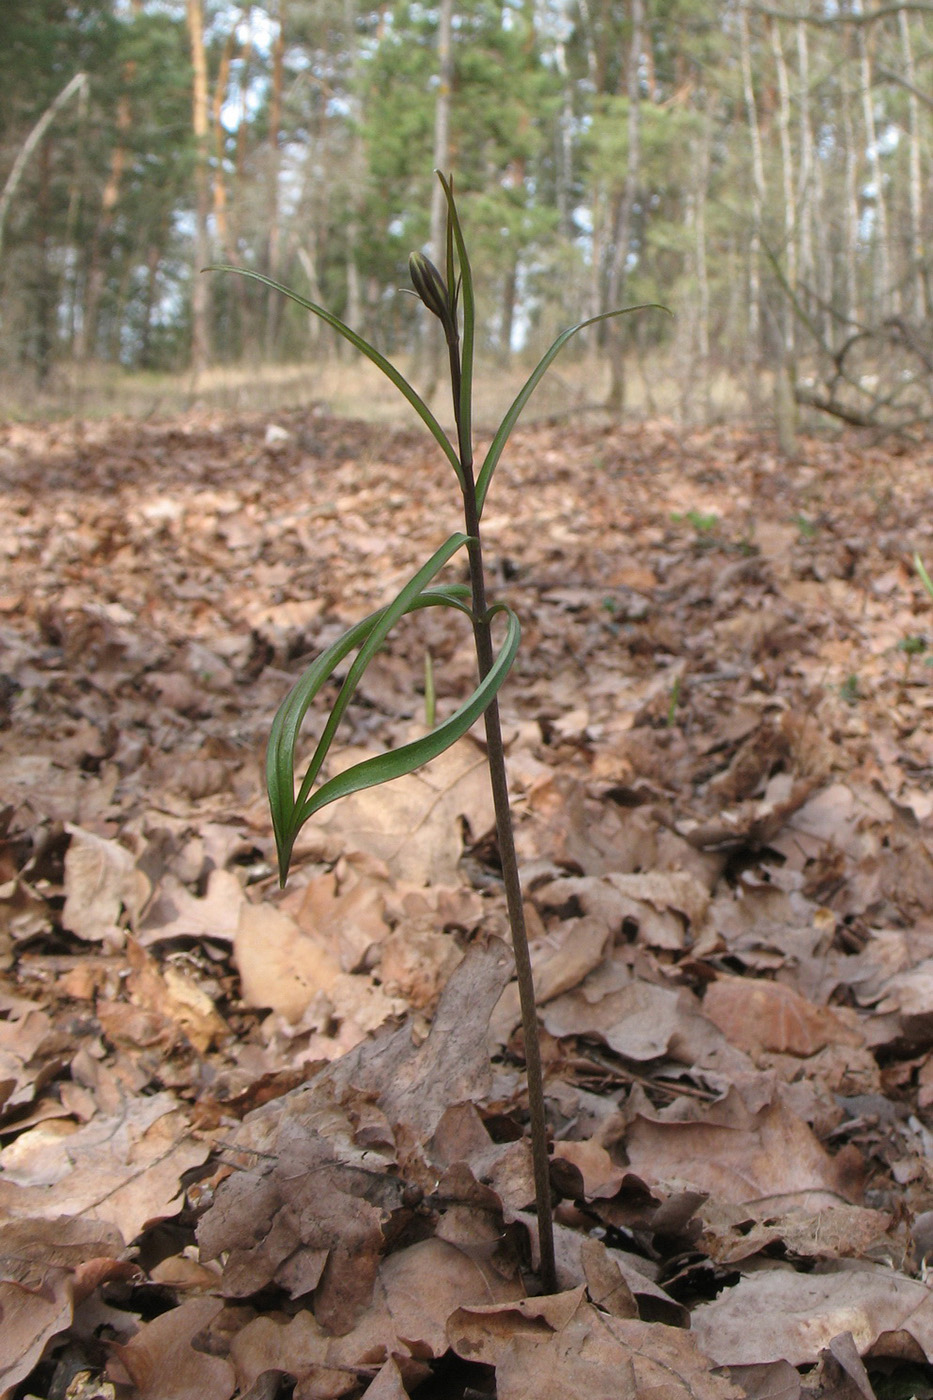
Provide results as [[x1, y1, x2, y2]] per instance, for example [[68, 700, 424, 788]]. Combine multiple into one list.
[[0, 347, 760, 429]]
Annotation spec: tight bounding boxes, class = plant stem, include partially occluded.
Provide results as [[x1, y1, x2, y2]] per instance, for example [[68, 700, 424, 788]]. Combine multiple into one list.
[[459, 474, 557, 1295], [442, 246, 555, 1293]]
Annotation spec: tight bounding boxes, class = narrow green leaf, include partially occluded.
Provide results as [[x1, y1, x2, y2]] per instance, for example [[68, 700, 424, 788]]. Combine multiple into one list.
[[475, 303, 670, 516], [916, 552, 933, 602], [266, 612, 378, 878], [293, 606, 520, 826], [438, 173, 474, 458], [292, 533, 471, 813], [266, 581, 473, 871], [266, 538, 473, 881], [207, 263, 464, 489]]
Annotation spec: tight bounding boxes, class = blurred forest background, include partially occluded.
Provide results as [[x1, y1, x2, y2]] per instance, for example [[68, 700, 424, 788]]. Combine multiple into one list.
[[3, 0, 933, 431]]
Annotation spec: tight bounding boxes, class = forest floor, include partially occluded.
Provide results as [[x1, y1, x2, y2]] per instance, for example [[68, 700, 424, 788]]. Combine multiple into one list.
[[3, 409, 933, 1399]]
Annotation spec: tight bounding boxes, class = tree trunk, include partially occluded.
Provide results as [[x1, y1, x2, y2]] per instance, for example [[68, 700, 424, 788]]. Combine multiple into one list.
[[605, 0, 642, 414], [212, 24, 237, 259], [79, 67, 133, 360], [841, 33, 860, 324], [856, 4, 893, 316], [187, 0, 212, 376], [264, 0, 287, 357], [795, 21, 817, 335], [769, 16, 796, 359], [421, 0, 454, 398], [769, 15, 797, 458], [33, 139, 55, 383], [898, 7, 926, 321], [739, 0, 765, 359]]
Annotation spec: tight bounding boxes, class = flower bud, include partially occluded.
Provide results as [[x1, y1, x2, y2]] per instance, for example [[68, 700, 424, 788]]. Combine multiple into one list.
[[409, 252, 455, 338]]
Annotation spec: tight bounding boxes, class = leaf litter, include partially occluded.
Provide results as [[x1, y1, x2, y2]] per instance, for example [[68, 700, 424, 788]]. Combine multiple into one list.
[[2, 412, 933, 1396]]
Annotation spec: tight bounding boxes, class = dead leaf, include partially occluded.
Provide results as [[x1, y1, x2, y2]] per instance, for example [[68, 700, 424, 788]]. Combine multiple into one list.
[[0, 1091, 209, 1242], [448, 1288, 739, 1400], [109, 1295, 236, 1399], [692, 1263, 933, 1366], [138, 868, 246, 946], [328, 935, 515, 1140], [235, 900, 341, 1021], [308, 735, 494, 884], [62, 825, 147, 946], [703, 976, 863, 1058], [0, 1269, 74, 1397], [625, 1097, 858, 1205]]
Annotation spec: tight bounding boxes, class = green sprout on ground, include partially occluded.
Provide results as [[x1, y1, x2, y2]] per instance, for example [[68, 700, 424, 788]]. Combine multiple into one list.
[[840, 673, 861, 706], [897, 633, 927, 683], [211, 173, 660, 1295], [792, 512, 818, 540], [672, 507, 718, 538]]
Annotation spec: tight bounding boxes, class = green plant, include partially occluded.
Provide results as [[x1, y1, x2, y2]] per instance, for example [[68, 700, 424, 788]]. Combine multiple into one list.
[[672, 507, 718, 536], [840, 673, 860, 706], [897, 633, 927, 683], [211, 174, 659, 1295], [792, 512, 818, 540]]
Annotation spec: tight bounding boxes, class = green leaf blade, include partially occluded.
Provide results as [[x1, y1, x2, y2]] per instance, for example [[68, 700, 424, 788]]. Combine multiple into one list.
[[294, 606, 520, 825], [266, 537, 474, 884], [207, 263, 464, 489], [438, 173, 474, 457], [475, 303, 669, 516]]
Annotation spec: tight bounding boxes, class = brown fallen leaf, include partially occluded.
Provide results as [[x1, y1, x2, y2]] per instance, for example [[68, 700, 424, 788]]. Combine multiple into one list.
[[0, 1091, 209, 1242], [328, 935, 515, 1140], [295, 864, 390, 973], [691, 1263, 933, 1366], [308, 735, 494, 884], [0, 1217, 133, 1398], [99, 937, 228, 1054], [698, 1199, 893, 1265], [819, 1330, 877, 1400], [230, 1238, 523, 1392], [448, 1287, 739, 1400], [198, 1071, 412, 1333], [235, 899, 342, 1022], [138, 868, 246, 946], [723, 1360, 801, 1400], [625, 1096, 858, 1205], [535, 870, 711, 952], [109, 1294, 236, 1400], [62, 824, 148, 946], [0, 1269, 75, 1398], [703, 976, 864, 1058], [362, 1357, 410, 1400]]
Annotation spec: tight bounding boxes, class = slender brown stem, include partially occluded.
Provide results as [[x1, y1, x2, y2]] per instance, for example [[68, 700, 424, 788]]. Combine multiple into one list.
[[437, 243, 556, 1292], [460, 476, 557, 1295]]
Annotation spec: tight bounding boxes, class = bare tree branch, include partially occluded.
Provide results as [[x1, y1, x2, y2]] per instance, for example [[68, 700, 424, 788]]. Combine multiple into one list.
[[0, 72, 87, 265]]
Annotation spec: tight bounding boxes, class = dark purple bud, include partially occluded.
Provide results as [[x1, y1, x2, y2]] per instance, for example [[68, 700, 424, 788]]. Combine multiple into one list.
[[409, 253, 456, 340]]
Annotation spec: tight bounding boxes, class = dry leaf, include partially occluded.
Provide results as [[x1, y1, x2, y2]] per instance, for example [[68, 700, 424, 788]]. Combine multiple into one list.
[[448, 1288, 739, 1400], [109, 1295, 236, 1399], [692, 1263, 933, 1366], [310, 735, 494, 884], [704, 976, 863, 1058], [235, 900, 341, 1021], [625, 1097, 857, 1205], [62, 825, 147, 945]]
